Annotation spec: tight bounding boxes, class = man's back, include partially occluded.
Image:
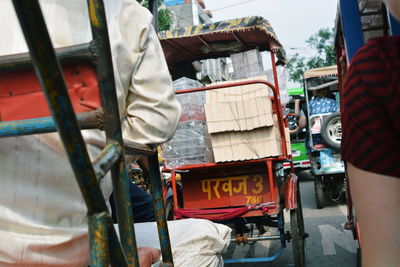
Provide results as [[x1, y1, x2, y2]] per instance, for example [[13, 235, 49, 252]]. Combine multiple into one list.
[[0, 1, 180, 266]]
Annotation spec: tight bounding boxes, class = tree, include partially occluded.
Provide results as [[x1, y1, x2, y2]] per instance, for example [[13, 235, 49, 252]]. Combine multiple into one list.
[[138, 0, 173, 31], [286, 28, 336, 84]]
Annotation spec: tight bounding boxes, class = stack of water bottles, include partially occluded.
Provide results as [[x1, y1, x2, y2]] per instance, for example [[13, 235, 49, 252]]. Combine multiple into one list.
[[161, 77, 215, 169]]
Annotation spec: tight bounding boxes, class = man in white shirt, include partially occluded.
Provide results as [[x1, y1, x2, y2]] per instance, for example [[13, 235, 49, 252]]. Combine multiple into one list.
[[0, 0, 181, 266]]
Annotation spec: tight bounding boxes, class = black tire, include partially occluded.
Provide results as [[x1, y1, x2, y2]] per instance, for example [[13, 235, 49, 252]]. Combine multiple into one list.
[[165, 197, 174, 220], [321, 112, 342, 149], [314, 176, 325, 209], [356, 248, 361, 267], [290, 184, 307, 267]]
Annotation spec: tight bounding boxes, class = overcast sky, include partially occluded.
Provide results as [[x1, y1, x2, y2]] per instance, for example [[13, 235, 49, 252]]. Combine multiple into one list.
[[202, 0, 339, 87], [203, 0, 339, 57]]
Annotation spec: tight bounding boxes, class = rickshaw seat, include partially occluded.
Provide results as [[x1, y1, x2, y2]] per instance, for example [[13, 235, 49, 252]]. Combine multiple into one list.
[[0, 62, 100, 122]]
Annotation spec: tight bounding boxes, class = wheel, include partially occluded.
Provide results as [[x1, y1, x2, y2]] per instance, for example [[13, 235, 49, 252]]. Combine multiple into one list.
[[290, 184, 307, 267], [165, 197, 174, 220], [321, 112, 341, 149], [356, 248, 361, 267], [314, 175, 325, 209]]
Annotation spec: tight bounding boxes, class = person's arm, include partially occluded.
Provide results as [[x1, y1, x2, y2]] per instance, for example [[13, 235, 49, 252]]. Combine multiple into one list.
[[138, 247, 161, 267], [119, 1, 181, 148], [289, 110, 306, 134], [294, 98, 301, 118]]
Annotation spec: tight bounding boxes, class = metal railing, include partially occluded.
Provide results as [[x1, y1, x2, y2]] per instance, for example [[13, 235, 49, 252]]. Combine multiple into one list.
[[0, 0, 173, 266]]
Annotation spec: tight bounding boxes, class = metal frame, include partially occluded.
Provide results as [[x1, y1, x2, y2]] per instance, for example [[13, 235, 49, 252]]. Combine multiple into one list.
[[337, 0, 400, 63], [161, 52, 302, 263], [0, 0, 173, 266], [333, 0, 400, 254]]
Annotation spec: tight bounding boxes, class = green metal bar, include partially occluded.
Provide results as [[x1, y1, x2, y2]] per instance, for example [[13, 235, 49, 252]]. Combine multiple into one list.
[[139, 154, 174, 266], [87, 0, 138, 265], [89, 212, 111, 267], [93, 142, 123, 180], [11, 1, 129, 266], [12, 0, 106, 214], [0, 43, 94, 72], [0, 109, 101, 138], [89, 212, 130, 267]]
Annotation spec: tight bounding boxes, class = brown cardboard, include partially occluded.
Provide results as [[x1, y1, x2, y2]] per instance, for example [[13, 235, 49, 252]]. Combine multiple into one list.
[[210, 125, 283, 162], [205, 97, 274, 133], [204, 77, 289, 163], [206, 76, 270, 103]]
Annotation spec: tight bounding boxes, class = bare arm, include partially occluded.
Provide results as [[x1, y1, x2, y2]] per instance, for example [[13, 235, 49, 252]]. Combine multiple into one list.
[[347, 163, 400, 267], [289, 114, 306, 134]]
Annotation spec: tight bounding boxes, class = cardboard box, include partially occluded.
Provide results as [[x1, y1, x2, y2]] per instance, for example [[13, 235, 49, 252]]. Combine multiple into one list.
[[208, 114, 291, 162], [210, 125, 284, 162], [204, 78, 291, 162], [204, 97, 274, 133], [205, 76, 270, 104]]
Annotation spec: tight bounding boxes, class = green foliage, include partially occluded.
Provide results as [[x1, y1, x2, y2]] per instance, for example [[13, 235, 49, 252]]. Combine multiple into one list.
[[286, 28, 336, 84], [138, 0, 173, 31]]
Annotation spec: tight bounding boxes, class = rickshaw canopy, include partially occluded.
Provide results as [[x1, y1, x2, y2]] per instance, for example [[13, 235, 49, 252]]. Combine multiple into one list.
[[303, 65, 338, 80], [158, 16, 286, 69]]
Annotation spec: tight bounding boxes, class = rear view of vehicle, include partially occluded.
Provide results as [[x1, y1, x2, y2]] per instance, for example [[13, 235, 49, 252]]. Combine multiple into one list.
[[303, 66, 345, 209], [286, 87, 311, 171], [159, 16, 307, 266]]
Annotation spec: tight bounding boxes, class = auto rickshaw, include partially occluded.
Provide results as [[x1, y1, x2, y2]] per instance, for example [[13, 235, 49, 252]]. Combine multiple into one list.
[[303, 66, 346, 209], [285, 87, 311, 171]]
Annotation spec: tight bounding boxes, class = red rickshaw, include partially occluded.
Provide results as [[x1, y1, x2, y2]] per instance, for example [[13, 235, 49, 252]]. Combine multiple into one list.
[[158, 17, 307, 266]]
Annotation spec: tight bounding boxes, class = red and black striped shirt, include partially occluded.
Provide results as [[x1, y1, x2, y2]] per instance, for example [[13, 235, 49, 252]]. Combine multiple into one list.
[[341, 36, 400, 178]]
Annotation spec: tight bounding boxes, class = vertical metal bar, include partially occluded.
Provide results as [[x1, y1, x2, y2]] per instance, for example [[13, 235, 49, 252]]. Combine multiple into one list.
[[86, 0, 138, 265], [149, 0, 158, 32], [339, 0, 364, 62], [269, 50, 287, 159], [89, 212, 110, 267], [11, 0, 107, 216], [147, 153, 174, 266], [277, 212, 286, 248], [335, 44, 343, 93], [266, 160, 277, 204], [171, 171, 179, 217], [11, 1, 129, 266]]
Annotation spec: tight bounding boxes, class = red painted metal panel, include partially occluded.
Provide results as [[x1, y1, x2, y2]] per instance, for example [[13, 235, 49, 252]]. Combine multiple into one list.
[[0, 64, 100, 121], [182, 172, 278, 211]]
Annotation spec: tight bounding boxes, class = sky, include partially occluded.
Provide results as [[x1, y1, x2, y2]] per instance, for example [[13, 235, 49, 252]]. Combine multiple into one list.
[[202, 0, 339, 87]]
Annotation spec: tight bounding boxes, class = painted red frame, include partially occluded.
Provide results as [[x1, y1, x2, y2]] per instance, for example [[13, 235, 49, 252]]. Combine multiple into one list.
[[163, 51, 297, 220]]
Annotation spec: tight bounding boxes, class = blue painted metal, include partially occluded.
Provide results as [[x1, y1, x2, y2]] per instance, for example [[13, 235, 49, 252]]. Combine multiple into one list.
[[0, 111, 98, 138], [92, 143, 123, 179], [339, 0, 364, 62], [387, 11, 400, 36], [0, 117, 58, 137], [140, 154, 174, 266], [10, 1, 140, 266], [89, 212, 111, 267], [87, 1, 141, 264], [223, 247, 285, 263], [278, 211, 287, 248]]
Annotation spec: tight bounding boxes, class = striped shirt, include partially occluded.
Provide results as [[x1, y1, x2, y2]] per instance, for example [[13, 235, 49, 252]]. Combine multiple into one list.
[[341, 36, 400, 178]]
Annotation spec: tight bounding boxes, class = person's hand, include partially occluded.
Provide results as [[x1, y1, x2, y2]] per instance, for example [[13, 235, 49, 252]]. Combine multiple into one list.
[[290, 127, 299, 134], [138, 247, 161, 267]]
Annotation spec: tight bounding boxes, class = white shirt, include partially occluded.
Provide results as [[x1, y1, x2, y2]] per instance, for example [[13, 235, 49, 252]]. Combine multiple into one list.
[[0, 0, 181, 266]]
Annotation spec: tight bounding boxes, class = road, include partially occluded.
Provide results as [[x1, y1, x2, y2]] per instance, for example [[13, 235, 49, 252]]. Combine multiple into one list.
[[223, 171, 358, 267]]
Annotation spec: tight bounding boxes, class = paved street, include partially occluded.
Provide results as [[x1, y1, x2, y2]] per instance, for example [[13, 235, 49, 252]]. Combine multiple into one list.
[[223, 171, 358, 267]]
